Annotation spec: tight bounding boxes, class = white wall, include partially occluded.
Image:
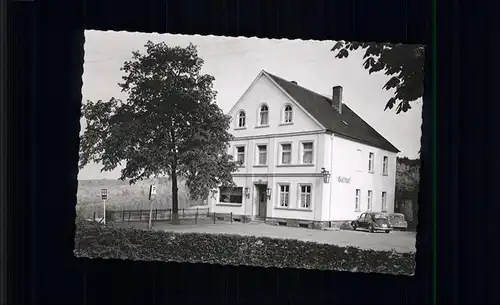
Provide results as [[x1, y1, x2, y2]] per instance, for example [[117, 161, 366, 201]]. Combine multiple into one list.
[[228, 133, 327, 175], [219, 131, 330, 221], [270, 176, 325, 221], [214, 72, 397, 224], [210, 176, 248, 215], [327, 135, 397, 221], [228, 74, 323, 138]]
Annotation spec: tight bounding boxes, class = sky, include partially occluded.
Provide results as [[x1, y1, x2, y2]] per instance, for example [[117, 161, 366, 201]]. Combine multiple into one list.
[[79, 30, 423, 180]]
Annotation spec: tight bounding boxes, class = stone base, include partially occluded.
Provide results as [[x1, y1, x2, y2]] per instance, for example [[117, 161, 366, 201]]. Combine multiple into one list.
[[262, 218, 354, 231], [211, 213, 252, 223]]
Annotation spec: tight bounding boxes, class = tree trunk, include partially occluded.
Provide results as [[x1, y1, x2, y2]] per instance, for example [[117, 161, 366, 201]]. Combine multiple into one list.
[[171, 171, 180, 224]]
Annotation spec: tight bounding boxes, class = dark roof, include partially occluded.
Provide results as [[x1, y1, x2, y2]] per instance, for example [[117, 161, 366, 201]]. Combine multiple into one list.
[[264, 71, 400, 153]]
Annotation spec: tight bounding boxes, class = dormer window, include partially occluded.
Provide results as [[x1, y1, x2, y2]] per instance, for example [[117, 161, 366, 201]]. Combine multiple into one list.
[[284, 105, 293, 123], [237, 111, 246, 128], [259, 105, 269, 126]]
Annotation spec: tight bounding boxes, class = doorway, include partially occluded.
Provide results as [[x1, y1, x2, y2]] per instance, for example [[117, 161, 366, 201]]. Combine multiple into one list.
[[255, 184, 268, 218]]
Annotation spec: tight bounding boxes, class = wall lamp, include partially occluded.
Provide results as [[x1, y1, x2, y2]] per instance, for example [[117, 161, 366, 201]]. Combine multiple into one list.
[[320, 167, 331, 183], [266, 188, 272, 200], [244, 187, 250, 199]]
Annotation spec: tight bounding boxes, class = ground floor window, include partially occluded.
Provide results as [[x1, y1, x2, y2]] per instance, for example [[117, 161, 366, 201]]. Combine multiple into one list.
[[278, 184, 290, 207], [299, 184, 312, 209], [367, 190, 373, 210], [355, 189, 361, 211], [219, 187, 243, 204], [381, 191, 387, 211]]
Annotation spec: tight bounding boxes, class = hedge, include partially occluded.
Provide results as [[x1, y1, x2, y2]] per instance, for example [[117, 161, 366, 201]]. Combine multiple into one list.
[[74, 219, 415, 276]]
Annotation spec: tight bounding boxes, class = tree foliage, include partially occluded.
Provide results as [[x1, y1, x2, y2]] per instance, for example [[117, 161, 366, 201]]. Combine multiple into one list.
[[79, 41, 238, 221], [395, 157, 420, 196], [331, 41, 425, 114]]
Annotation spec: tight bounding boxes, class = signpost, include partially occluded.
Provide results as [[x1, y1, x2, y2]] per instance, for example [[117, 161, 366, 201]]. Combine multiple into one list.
[[101, 189, 108, 224], [148, 185, 157, 229]]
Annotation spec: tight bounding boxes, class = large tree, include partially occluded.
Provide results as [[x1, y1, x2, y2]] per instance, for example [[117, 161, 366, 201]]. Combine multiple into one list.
[[79, 41, 238, 223], [331, 42, 425, 114]]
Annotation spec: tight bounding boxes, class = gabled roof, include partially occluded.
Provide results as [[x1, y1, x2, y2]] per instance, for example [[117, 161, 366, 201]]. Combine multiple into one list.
[[263, 71, 400, 153]]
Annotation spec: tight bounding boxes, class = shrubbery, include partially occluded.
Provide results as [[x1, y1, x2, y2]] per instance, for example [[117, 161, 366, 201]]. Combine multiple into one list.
[[74, 218, 415, 275]]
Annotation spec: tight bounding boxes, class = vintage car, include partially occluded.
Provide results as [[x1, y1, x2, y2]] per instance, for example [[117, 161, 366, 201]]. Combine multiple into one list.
[[351, 212, 392, 233], [387, 213, 408, 231]]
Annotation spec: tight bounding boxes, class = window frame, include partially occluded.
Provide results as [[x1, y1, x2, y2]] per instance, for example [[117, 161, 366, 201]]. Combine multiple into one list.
[[236, 110, 246, 128], [234, 145, 246, 166], [258, 104, 270, 126], [381, 191, 387, 211], [382, 156, 389, 175], [277, 183, 291, 208], [279, 142, 293, 165], [355, 189, 361, 212], [368, 152, 375, 173], [218, 187, 244, 205], [282, 104, 293, 124], [255, 143, 268, 166], [367, 190, 373, 211], [299, 141, 315, 165], [356, 149, 363, 171], [298, 184, 313, 209]]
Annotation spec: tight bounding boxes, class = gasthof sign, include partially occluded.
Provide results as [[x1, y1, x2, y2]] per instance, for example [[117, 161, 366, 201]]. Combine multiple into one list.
[[337, 176, 351, 184]]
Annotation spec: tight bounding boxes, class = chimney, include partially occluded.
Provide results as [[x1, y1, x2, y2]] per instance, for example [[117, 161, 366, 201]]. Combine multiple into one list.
[[332, 86, 343, 114], [290, 80, 298, 85]]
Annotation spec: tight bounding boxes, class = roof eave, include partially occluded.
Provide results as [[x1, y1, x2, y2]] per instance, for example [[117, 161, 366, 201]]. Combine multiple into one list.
[[327, 129, 400, 153]]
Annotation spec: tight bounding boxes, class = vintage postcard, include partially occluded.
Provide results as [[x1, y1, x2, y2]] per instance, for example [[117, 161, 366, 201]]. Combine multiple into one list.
[[75, 30, 424, 276]]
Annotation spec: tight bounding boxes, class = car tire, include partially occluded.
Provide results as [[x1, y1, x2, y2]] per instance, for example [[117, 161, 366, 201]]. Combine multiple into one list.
[[369, 224, 374, 233], [351, 222, 357, 231], [385, 230, 390, 233]]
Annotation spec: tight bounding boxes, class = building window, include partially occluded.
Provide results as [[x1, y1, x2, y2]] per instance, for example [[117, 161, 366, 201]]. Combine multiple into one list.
[[381, 191, 387, 211], [278, 184, 290, 207], [356, 149, 362, 171], [280, 143, 292, 164], [367, 190, 373, 210], [355, 189, 361, 211], [219, 187, 243, 204], [368, 152, 375, 173], [284, 105, 293, 123], [237, 111, 246, 128], [382, 156, 389, 175], [256, 144, 268, 165], [259, 105, 269, 125], [299, 185, 312, 209], [236, 146, 245, 165], [301, 142, 314, 164]]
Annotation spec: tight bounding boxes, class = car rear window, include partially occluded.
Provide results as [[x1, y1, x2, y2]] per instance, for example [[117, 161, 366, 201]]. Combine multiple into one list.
[[390, 214, 405, 221]]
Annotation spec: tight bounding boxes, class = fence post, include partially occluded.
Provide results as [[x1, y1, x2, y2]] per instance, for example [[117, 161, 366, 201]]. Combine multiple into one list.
[[168, 208, 171, 220], [139, 209, 142, 221], [155, 209, 158, 221], [93, 212, 96, 221], [182, 208, 185, 218], [230, 212, 233, 223], [122, 211, 125, 222], [207, 208, 210, 217], [213, 212, 216, 224], [195, 208, 198, 225]]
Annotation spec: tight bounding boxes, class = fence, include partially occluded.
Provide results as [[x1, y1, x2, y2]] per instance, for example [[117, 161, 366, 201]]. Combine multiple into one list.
[[107, 207, 211, 223], [83, 207, 247, 227]]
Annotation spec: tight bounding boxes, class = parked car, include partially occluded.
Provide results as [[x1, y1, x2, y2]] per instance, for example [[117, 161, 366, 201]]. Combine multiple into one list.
[[387, 213, 408, 231], [351, 212, 392, 233]]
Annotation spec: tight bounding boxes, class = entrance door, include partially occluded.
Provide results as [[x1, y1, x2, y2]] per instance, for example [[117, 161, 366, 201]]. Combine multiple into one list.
[[257, 186, 267, 218]]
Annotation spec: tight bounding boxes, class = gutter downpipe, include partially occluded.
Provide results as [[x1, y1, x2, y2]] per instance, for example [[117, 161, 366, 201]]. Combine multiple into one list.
[[329, 133, 334, 222]]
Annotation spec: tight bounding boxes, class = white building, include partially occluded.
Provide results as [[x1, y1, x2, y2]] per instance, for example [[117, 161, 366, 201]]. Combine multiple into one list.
[[209, 70, 400, 229]]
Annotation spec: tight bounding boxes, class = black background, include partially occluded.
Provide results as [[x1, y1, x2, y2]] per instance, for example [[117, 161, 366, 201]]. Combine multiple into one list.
[[3, 0, 498, 304]]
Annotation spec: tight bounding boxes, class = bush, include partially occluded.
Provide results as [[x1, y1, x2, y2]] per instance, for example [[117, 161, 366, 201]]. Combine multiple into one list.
[[74, 222, 415, 275]]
